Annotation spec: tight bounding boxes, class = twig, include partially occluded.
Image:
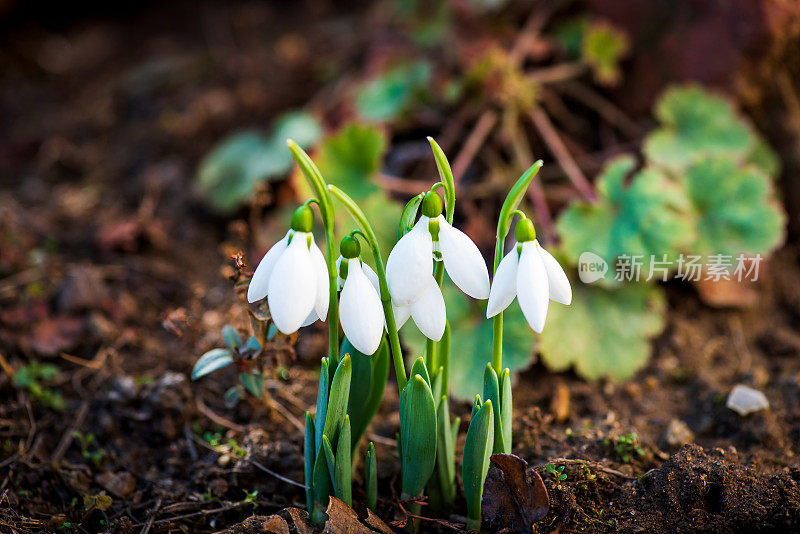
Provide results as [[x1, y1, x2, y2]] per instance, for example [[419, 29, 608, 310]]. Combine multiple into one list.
[[528, 63, 588, 85], [367, 432, 397, 447], [452, 110, 498, 183], [195, 397, 246, 433], [374, 173, 434, 195], [530, 108, 597, 202], [509, 8, 551, 65], [247, 458, 308, 489], [0, 353, 14, 378], [52, 401, 89, 465], [559, 81, 643, 139], [150, 500, 252, 526], [140, 497, 161, 534], [509, 124, 556, 244], [547, 457, 636, 480]]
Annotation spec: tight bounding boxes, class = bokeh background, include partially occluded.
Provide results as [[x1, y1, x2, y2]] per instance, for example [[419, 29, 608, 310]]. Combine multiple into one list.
[[2, 1, 800, 532]]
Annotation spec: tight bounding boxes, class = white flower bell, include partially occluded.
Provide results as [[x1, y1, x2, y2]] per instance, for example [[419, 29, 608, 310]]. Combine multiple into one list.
[[337, 235, 384, 355], [486, 217, 571, 333], [247, 205, 329, 334], [386, 191, 490, 341]]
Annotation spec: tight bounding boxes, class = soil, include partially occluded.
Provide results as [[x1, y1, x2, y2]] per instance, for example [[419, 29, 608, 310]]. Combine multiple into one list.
[[2, 2, 800, 533]]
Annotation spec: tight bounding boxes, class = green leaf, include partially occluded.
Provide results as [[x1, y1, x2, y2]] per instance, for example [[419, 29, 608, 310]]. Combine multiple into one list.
[[322, 435, 337, 496], [499, 369, 512, 454], [410, 357, 431, 386], [558, 155, 695, 281], [315, 358, 330, 453], [482, 364, 505, 454], [402, 279, 535, 400], [222, 325, 243, 350], [552, 16, 589, 58], [343, 336, 389, 453], [335, 416, 352, 506], [314, 439, 333, 513], [356, 61, 431, 121], [195, 112, 322, 213], [644, 85, 755, 171], [581, 22, 629, 85], [436, 396, 457, 506], [191, 349, 233, 380], [539, 281, 666, 380], [304, 412, 316, 513], [462, 399, 494, 531], [365, 442, 378, 511], [239, 372, 263, 398], [322, 355, 352, 449], [399, 194, 425, 239], [399, 375, 438, 497]]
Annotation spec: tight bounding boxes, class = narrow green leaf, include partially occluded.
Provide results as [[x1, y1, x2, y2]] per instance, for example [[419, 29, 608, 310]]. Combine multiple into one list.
[[462, 400, 494, 531], [322, 436, 337, 497], [399, 375, 438, 497], [451, 417, 461, 446], [483, 364, 505, 454], [315, 358, 330, 453], [304, 412, 316, 513], [191, 349, 233, 380], [499, 368, 513, 454], [344, 336, 389, 452], [436, 396, 456, 505], [365, 442, 377, 511], [427, 137, 456, 223], [471, 394, 482, 420], [336, 416, 352, 506], [222, 325, 243, 350], [410, 357, 431, 387], [239, 372, 263, 398], [322, 355, 352, 448], [431, 367, 443, 407], [244, 336, 261, 352], [399, 194, 425, 239], [312, 441, 333, 513]]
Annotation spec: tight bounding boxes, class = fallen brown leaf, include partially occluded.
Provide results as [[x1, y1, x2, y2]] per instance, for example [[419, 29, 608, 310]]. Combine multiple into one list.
[[483, 453, 549, 533], [323, 497, 375, 534]]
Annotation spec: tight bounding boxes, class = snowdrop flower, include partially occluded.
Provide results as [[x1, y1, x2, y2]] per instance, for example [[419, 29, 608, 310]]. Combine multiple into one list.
[[337, 235, 384, 355], [386, 191, 490, 341], [247, 205, 328, 334], [486, 217, 571, 333]]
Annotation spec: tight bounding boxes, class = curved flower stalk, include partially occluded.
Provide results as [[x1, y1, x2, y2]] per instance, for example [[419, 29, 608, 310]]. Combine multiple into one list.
[[387, 190, 490, 341], [247, 204, 329, 334], [337, 235, 384, 355], [487, 216, 572, 332]]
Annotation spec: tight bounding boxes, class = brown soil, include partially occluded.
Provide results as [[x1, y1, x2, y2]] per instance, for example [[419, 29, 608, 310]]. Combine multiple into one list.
[[1, 2, 799, 533]]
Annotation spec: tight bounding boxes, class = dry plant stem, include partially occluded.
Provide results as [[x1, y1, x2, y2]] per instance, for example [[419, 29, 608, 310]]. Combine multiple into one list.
[[195, 397, 246, 433], [452, 110, 498, 183], [527, 63, 588, 85], [0, 352, 15, 377], [530, 108, 597, 202], [777, 69, 800, 140], [559, 81, 644, 139], [547, 458, 636, 480], [509, 123, 556, 244]]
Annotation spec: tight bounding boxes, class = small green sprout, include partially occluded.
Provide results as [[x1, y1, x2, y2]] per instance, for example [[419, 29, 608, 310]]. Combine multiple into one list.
[[545, 463, 567, 481], [70, 431, 106, 466], [605, 432, 645, 463], [12, 361, 65, 410]]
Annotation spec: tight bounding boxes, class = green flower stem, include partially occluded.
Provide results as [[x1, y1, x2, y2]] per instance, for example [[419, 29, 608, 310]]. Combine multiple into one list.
[[426, 137, 456, 377], [327, 184, 407, 392], [492, 161, 543, 375], [287, 140, 340, 369]]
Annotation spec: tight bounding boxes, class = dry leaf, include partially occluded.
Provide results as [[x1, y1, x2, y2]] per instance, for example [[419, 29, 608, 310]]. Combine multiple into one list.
[[323, 497, 375, 534], [483, 454, 549, 533]]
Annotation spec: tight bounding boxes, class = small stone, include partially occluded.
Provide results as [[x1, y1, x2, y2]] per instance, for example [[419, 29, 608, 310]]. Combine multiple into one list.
[[665, 419, 694, 448], [726, 384, 769, 416], [95, 471, 136, 498]]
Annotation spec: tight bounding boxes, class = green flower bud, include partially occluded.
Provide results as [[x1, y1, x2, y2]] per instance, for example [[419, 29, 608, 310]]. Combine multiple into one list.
[[290, 205, 314, 233], [514, 217, 536, 242], [421, 190, 443, 218], [340, 235, 360, 259]]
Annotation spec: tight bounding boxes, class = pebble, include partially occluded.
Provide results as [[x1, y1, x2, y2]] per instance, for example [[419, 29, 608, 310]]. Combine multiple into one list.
[[664, 419, 694, 447], [726, 384, 769, 416]]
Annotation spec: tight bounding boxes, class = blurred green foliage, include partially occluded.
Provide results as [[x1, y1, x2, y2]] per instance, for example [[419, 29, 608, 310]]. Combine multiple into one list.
[[195, 111, 322, 213], [13, 361, 65, 410], [543, 84, 785, 381], [356, 61, 432, 122], [554, 17, 629, 85]]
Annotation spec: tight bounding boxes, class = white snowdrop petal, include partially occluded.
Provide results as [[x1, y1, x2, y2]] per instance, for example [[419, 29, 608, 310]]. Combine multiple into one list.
[[536, 241, 572, 305], [310, 240, 329, 321], [409, 278, 446, 341], [516, 242, 550, 333], [438, 217, 490, 299], [362, 262, 380, 294], [268, 235, 317, 334], [301, 310, 319, 327], [340, 262, 384, 355], [393, 304, 411, 330], [486, 248, 519, 318], [386, 217, 433, 306], [247, 232, 290, 303]]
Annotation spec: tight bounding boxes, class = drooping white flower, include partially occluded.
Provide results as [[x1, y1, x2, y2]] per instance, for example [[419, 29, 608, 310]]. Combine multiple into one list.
[[338, 256, 384, 355], [386, 191, 490, 341], [486, 218, 571, 333], [247, 206, 329, 335]]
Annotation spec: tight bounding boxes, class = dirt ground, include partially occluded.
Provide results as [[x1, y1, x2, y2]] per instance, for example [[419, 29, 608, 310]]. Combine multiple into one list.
[[2, 2, 800, 533]]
